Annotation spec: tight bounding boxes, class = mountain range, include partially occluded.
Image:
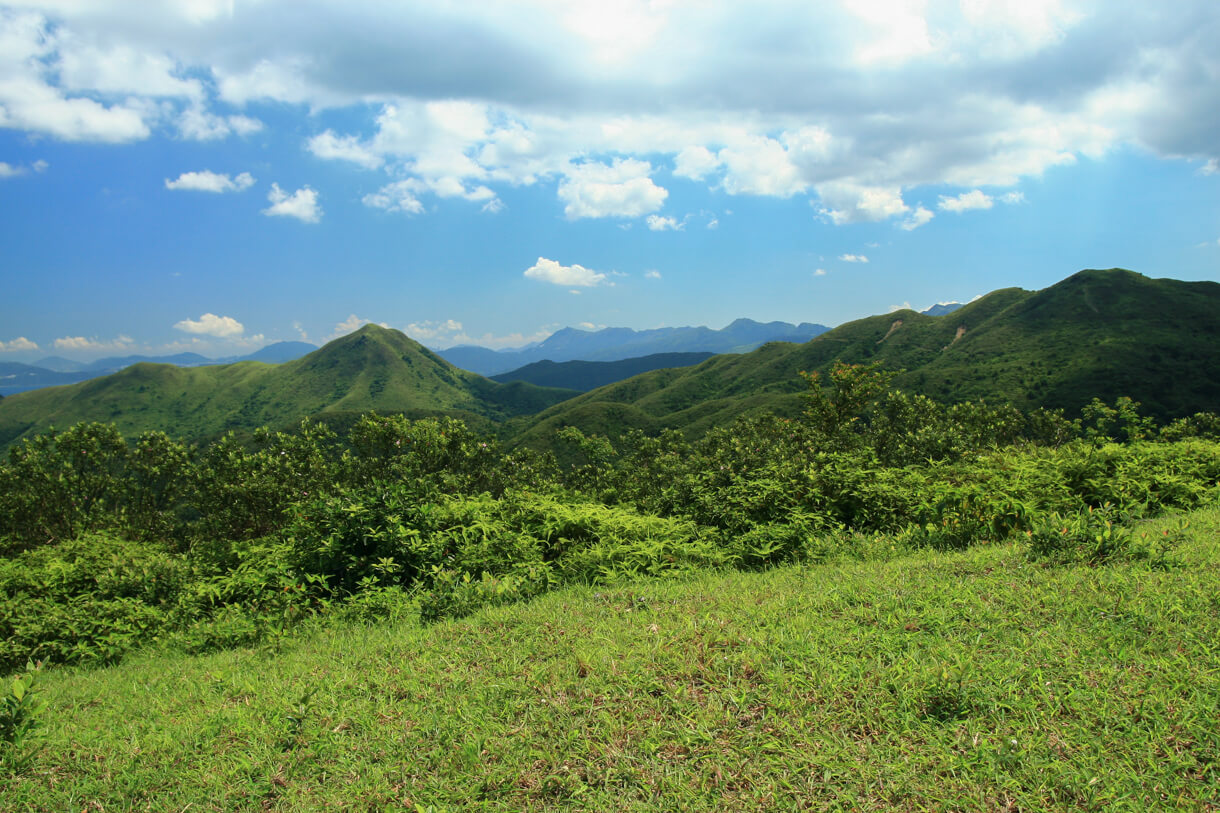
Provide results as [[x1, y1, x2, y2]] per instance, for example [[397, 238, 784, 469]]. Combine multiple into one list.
[[1, 342, 319, 397], [0, 327, 575, 448], [491, 352, 716, 391], [512, 269, 1220, 446], [437, 318, 830, 376], [1, 269, 1215, 452]]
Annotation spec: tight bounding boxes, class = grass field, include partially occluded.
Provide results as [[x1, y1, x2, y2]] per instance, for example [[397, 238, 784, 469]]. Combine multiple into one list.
[[4, 507, 1219, 811]]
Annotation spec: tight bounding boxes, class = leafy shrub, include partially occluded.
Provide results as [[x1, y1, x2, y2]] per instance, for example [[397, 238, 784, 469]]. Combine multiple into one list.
[[1, 662, 47, 774], [1025, 505, 1134, 565]]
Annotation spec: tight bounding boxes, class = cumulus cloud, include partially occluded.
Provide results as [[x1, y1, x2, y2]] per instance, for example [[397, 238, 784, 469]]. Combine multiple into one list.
[[263, 183, 322, 223], [165, 170, 255, 193], [817, 182, 910, 225], [52, 335, 135, 351], [646, 214, 684, 231], [558, 159, 667, 219], [308, 131, 384, 170], [524, 257, 606, 287], [0, 336, 38, 352], [173, 313, 244, 337], [839, 254, 869, 263], [644, 269, 662, 279], [405, 319, 464, 343], [177, 107, 263, 141], [3, 2, 1218, 223], [324, 314, 389, 343], [900, 205, 934, 231], [813, 268, 827, 276], [938, 190, 994, 213]]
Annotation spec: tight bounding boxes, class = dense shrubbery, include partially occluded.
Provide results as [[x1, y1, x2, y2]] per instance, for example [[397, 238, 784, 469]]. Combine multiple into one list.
[[2, 366, 1219, 673]]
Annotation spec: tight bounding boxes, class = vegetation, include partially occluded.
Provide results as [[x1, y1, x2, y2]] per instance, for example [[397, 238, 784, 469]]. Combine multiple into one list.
[[2, 269, 1219, 807], [517, 269, 1220, 446], [0, 325, 577, 450], [491, 352, 715, 391]]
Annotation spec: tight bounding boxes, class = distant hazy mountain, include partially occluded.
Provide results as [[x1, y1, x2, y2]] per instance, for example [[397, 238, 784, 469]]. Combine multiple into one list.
[[0, 326, 576, 449], [513, 269, 1220, 447], [0, 363, 99, 396], [32, 356, 89, 373], [4, 341, 319, 396], [438, 318, 830, 376], [921, 302, 965, 316], [492, 352, 716, 391], [213, 341, 318, 365], [83, 352, 214, 372]]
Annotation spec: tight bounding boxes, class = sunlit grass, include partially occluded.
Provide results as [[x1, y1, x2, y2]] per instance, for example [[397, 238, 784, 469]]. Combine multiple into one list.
[[5, 507, 1219, 810]]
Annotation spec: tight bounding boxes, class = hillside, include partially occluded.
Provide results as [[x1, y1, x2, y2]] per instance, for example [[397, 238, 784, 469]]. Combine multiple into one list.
[[0, 325, 577, 448], [4, 342, 319, 397], [439, 318, 828, 376], [491, 352, 716, 391], [513, 269, 1220, 446], [6, 507, 1219, 808]]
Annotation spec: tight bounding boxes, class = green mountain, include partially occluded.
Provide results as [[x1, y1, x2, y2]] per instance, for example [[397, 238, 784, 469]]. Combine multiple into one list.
[[0, 325, 578, 448], [491, 352, 716, 391], [512, 269, 1220, 445]]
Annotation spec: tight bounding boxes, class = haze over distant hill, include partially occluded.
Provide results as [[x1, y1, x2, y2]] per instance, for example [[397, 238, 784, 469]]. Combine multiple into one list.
[[0, 327, 575, 448], [513, 269, 1220, 447], [438, 318, 830, 376], [4, 342, 318, 397], [491, 352, 716, 392]]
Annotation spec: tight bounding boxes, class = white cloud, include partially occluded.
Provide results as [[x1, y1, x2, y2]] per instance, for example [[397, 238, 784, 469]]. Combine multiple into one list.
[[32, 159, 48, 172], [813, 268, 827, 276], [2, 1, 1218, 223], [173, 313, 244, 337], [900, 205, 934, 231], [839, 254, 869, 263], [1000, 191, 1027, 204], [405, 319, 464, 343], [0, 162, 20, 178], [0, 336, 38, 352], [558, 158, 667, 219], [817, 183, 910, 225], [646, 214, 684, 231], [447, 325, 558, 350], [263, 183, 322, 223], [645, 269, 662, 279], [1202, 159, 1219, 176], [165, 170, 255, 193], [326, 314, 389, 342], [889, 302, 914, 313], [673, 146, 720, 181], [524, 257, 606, 287], [177, 107, 264, 141], [938, 190, 995, 213], [308, 131, 384, 170], [52, 335, 135, 351]]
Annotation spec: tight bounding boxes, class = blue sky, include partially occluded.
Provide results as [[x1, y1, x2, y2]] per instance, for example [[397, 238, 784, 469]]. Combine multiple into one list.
[[1, 0, 1218, 362]]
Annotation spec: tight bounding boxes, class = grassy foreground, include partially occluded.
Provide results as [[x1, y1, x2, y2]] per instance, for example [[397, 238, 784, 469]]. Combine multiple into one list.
[[5, 509, 1220, 811]]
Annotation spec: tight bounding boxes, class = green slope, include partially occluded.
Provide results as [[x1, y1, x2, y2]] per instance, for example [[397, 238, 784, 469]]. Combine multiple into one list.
[[0, 325, 578, 447], [513, 269, 1220, 446], [490, 351, 716, 391]]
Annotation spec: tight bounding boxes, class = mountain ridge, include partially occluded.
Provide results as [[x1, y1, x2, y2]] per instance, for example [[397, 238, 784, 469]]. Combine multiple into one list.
[[0, 326, 575, 449], [510, 269, 1220, 447], [437, 318, 830, 376]]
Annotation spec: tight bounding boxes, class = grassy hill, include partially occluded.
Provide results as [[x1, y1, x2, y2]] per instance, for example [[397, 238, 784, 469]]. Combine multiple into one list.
[[513, 269, 1220, 446], [6, 506, 1218, 809], [0, 325, 578, 448], [491, 352, 716, 391]]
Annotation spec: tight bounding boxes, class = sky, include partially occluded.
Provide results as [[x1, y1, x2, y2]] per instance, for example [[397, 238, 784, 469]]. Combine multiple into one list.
[[1, 0, 1218, 362]]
